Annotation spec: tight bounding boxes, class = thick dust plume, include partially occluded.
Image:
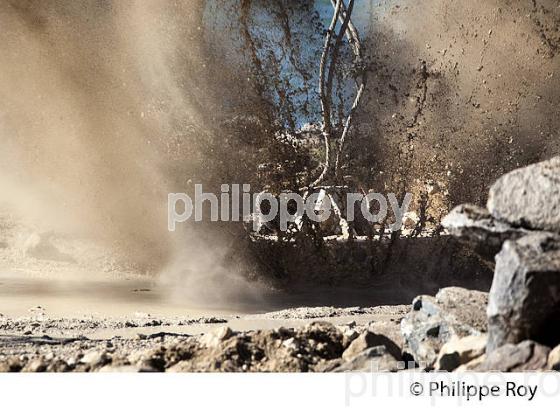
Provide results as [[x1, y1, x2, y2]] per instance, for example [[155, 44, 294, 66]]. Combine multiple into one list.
[[0, 0, 263, 306]]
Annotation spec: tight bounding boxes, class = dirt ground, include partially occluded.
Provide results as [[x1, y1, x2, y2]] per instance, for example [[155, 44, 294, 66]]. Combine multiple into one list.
[[0, 209, 410, 372], [0, 266, 409, 372]]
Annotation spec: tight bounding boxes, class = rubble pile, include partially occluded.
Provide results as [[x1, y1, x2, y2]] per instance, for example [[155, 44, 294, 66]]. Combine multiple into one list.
[[441, 156, 560, 370]]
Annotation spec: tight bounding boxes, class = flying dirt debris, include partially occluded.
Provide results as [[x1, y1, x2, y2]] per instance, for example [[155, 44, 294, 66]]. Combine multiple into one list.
[[0, 0, 560, 375]]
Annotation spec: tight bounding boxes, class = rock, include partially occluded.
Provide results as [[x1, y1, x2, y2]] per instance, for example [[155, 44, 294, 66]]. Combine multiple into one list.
[[80, 350, 111, 368], [315, 359, 344, 372], [341, 328, 359, 349], [547, 345, 560, 371], [401, 287, 487, 367], [22, 358, 47, 372], [199, 326, 233, 348], [333, 346, 399, 372], [136, 357, 165, 372], [47, 359, 71, 372], [342, 331, 401, 361], [281, 337, 299, 351], [169, 322, 347, 372], [0, 357, 24, 372], [455, 354, 486, 372], [487, 233, 560, 351], [367, 320, 405, 351], [435, 288, 488, 331], [487, 156, 560, 232], [132, 344, 180, 371], [442, 204, 528, 256], [472, 341, 550, 372], [435, 335, 487, 371], [300, 322, 344, 360]]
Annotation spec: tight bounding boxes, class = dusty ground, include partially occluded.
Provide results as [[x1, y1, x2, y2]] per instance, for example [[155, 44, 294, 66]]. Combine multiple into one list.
[[0, 210, 410, 372], [0, 268, 409, 372]]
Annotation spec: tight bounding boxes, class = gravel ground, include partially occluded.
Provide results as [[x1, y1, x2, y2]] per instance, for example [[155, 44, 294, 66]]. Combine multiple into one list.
[[0, 304, 408, 372]]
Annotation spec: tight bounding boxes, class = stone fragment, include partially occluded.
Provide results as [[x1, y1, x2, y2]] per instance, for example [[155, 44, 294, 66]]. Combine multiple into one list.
[[342, 331, 401, 361], [435, 335, 487, 371], [199, 326, 233, 348]]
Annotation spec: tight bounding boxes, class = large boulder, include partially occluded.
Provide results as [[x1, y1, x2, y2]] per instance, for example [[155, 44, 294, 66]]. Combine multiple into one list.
[[487, 233, 560, 351], [487, 156, 560, 232], [401, 287, 487, 367]]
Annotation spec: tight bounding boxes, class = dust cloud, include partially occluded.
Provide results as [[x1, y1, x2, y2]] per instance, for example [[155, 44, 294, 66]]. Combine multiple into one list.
[[0, 1, 263, 306]]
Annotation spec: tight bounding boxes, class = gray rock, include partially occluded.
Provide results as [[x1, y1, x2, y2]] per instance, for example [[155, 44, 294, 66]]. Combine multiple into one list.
[[435, 335, 487, 371], [333, 346, 399, 372], [487, 156, 560, 232], [342, 331, 401, 361], [401, 287, 487, 367], [435, 287, 489, 331], [442, 204, 528, 255], [487, 233, 560, 351], [473, 340, 550, 372]]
